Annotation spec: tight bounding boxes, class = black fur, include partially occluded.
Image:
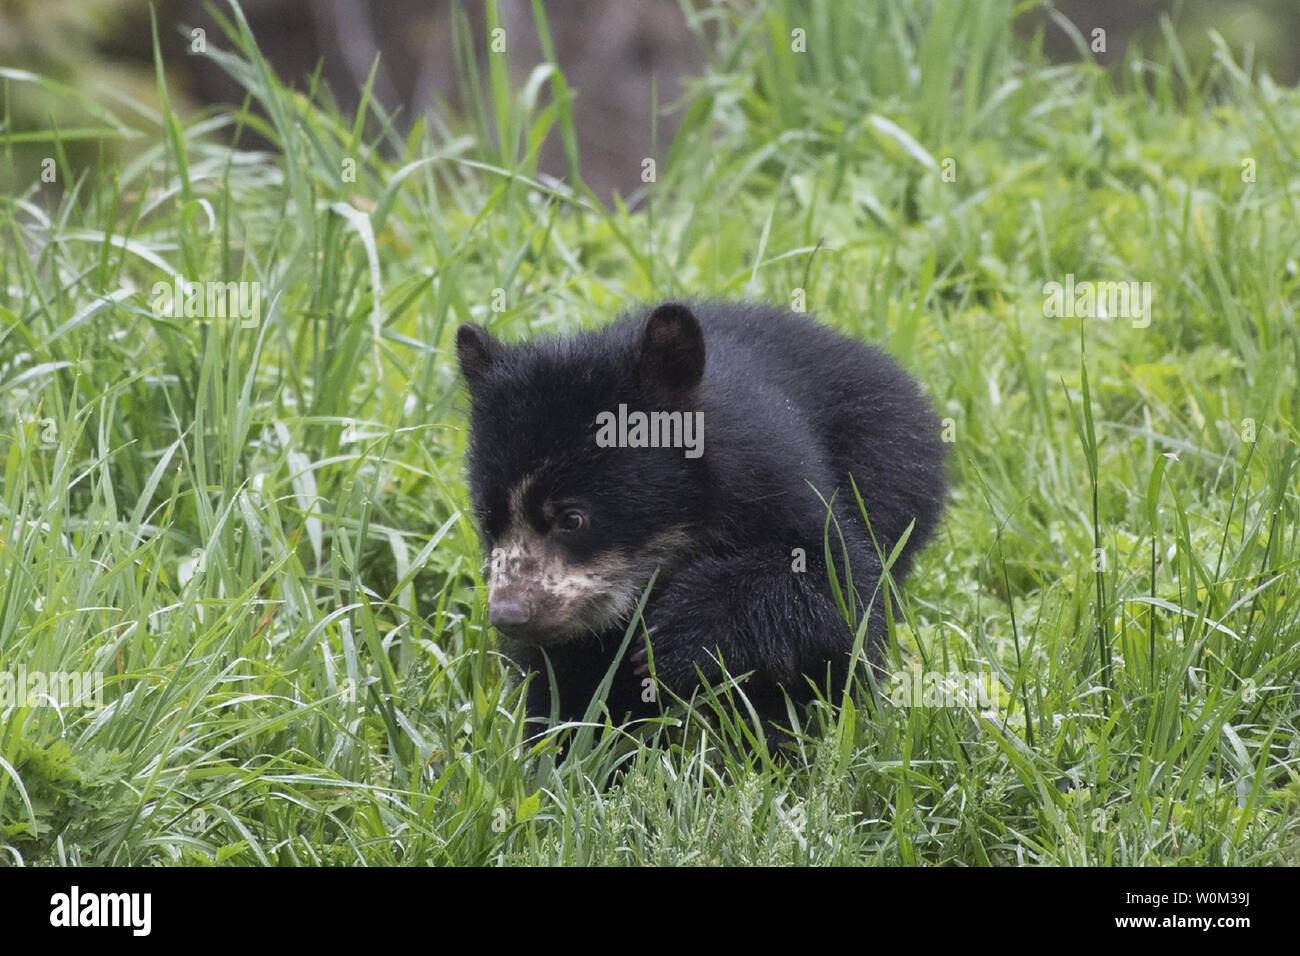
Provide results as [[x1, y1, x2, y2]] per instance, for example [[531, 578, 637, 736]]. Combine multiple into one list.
[[457, 300, 946, 731]]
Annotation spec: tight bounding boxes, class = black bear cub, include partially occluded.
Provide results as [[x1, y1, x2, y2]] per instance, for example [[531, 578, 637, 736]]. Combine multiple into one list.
[[457, 301, 946, 730]]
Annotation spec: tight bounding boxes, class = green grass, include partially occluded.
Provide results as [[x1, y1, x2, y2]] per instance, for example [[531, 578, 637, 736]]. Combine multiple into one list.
[[1, 0, 1298, 865]]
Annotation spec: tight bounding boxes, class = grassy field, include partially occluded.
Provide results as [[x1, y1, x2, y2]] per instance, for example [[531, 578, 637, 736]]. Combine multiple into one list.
[[1, 0, 1298, 866]]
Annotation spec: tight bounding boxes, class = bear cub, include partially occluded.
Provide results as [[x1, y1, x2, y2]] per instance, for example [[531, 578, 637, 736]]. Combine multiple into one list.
[[457, 300, 946, 731]]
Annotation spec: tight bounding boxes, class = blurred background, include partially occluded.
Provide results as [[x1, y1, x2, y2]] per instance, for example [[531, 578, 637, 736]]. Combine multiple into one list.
[[3, 0, 1298, 202]]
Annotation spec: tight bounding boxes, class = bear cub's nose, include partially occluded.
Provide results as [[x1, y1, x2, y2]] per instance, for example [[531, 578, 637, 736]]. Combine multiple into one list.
[[489, 599, 532, 629]]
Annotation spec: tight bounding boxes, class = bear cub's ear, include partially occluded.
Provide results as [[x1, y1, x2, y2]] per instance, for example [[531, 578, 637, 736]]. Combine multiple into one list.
[[639, 302, 705, 393], [457, 323, 502, 389]]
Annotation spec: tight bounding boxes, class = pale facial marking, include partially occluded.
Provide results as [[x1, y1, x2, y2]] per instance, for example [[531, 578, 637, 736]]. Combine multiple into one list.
[[487, 523, 698, 644], [507, 474, 534, 530], [484, 470, 700, 643], [489, 527, 636, 642]]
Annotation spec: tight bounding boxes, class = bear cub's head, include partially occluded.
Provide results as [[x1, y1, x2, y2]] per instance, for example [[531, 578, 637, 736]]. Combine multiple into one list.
[[456, 303, 708, 646]]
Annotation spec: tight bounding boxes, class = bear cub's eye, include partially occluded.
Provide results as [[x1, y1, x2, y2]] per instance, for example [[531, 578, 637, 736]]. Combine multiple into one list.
[[555, 509, 587, 533]]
